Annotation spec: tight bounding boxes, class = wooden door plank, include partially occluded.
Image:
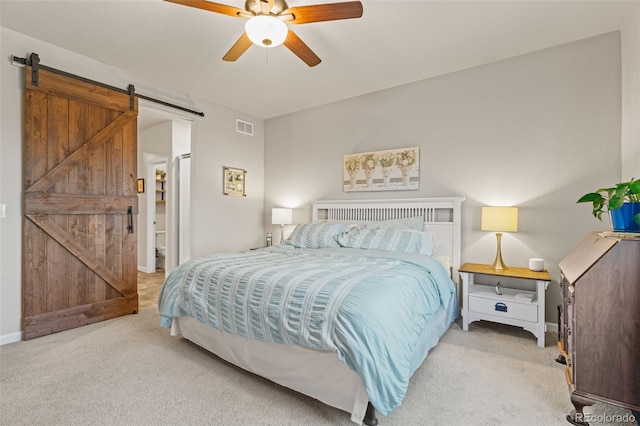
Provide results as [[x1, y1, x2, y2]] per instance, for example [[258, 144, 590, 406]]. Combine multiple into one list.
[[121, 109, 138, 293], [23, 90, 49, 318], [67, 100, 91, 306], [67, 100, 89, 196], [123, 99, 138, 197], [25, 113, 135, 193], [45, 96, 70, 312], [22, 220, 48, 317], [25, 67, 133, 113], [106, 111, 124, 197], [23, 91, 48, 190], [105, 110, 122, 300], [93, 215, 107, 302], [68, 100, 89, 306], [23, 294, 138, 340], [47, 95, 70, 192], [45, 216, 69, 312], [85, 213, 100, 304], [25, 193, 137, 214], [82, 103, 104, 304], [104, 214, 121, 300], [88, 106, 108, 301], [68, 249, 89, 307], [27, 215, 132, 297]]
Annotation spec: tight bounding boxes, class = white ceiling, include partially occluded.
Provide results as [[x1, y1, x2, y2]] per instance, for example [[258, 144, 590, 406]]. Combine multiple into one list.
[[1, 0, 637, 120]]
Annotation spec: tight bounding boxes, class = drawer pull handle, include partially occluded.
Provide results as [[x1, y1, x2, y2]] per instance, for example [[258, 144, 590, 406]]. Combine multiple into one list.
[[495, 302, 508, 313]]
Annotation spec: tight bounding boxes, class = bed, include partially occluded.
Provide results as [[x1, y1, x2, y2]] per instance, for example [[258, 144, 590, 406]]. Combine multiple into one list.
[[158, 197, 464, 425]]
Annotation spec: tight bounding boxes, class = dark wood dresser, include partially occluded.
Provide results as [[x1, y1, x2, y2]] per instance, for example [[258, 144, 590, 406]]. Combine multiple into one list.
[[557, 232, 640, 425]]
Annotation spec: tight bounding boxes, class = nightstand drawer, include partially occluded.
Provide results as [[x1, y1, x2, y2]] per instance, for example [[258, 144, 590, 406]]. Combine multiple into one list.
[[468, 296, 538, 322]]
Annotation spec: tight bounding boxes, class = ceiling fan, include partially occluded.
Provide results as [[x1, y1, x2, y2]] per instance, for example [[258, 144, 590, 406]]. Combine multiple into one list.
[[165, 0, 363, 67]]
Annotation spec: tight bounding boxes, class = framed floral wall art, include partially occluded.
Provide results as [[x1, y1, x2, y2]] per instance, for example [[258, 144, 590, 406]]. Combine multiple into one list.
[[343, 147, 419, 192], [223, 166, 246, 196]]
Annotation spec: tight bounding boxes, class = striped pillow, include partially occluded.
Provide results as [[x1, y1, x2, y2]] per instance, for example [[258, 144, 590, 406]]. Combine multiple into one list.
[[329, 215, 425, 231], [335, 226, 423, 253], [285, 223, 350, 249]]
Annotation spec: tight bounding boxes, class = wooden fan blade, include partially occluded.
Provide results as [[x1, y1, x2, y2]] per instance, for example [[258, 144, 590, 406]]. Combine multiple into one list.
[[283, 30, 321, 67], [222, 33, 253, 62], [283, 1, 363, 25], [164, 0, 248, 18]]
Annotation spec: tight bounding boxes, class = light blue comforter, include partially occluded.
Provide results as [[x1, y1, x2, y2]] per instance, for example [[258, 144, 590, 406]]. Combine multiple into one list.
[[158, 245, 456, 416]]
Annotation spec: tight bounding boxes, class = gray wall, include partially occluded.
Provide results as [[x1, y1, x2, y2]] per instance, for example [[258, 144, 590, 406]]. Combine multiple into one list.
[[622, 3, 640, 180], [264, 33, 623, 325]]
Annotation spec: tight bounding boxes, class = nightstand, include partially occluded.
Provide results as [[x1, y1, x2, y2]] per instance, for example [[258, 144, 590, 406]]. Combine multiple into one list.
[[459, 262, 550, 347]]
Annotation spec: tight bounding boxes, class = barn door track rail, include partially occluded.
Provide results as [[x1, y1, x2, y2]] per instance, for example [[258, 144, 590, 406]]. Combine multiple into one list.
[[11, 53, 205, 117]]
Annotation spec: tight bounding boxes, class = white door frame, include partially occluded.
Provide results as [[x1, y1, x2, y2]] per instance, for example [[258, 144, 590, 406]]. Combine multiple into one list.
[[146, 157, 168, 274], [176, 153, 191, 265]]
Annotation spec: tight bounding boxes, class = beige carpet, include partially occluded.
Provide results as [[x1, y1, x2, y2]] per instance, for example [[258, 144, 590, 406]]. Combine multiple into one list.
[[0, 309, 636, 426]]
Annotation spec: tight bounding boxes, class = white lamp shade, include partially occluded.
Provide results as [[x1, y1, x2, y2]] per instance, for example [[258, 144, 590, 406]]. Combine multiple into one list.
[[481, 207, 518, 232], [272, 208, 293, 225], [245, 16, 288, 48]]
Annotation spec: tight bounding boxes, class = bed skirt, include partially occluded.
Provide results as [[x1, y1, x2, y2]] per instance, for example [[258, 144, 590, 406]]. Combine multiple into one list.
[[170, 289, 457, 425]]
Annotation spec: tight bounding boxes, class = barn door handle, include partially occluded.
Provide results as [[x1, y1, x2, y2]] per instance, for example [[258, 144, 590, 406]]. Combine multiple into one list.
[[127, 206, 134, 233]]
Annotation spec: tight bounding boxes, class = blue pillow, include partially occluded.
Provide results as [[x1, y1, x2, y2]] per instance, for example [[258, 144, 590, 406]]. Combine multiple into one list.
[[336, 226, 424, 253], [285, 222, 350, 249]]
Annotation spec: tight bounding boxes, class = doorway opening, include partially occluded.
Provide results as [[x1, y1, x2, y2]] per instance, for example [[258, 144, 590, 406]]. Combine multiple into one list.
[[137, 103, 192, 282]]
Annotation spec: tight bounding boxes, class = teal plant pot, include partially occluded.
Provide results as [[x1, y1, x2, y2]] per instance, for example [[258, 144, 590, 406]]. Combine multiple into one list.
[[610, 202, 640, 232]]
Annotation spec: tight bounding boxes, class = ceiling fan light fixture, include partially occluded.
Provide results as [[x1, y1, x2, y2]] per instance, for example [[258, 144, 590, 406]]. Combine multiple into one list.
[[245, 15, 288, 48]]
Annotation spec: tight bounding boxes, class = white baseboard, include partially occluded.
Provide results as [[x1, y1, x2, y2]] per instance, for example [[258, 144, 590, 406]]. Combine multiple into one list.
[[546, 322, 559, 335], [0, 331, 22, 346], [138, 265, 154, 274]]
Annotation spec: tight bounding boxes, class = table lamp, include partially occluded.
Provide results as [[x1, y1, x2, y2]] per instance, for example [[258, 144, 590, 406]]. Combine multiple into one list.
[[481, 206, 518, 270], [272, 208, 293, 243]]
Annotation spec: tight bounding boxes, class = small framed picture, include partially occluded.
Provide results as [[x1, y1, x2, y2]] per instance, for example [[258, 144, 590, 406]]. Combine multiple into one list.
[[223, 166, 246, 196], [137, 178, 145, 193]]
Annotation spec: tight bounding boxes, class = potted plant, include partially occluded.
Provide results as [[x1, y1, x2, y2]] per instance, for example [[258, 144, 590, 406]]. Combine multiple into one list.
[[577, 178, 640, 232]]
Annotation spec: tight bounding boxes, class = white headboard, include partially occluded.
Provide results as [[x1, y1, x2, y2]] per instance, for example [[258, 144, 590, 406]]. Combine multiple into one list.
[[312, 197, 465, 280]]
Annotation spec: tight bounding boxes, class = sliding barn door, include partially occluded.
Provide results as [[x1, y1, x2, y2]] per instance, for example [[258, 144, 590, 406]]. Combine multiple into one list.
[[22, 66, 138, 340]]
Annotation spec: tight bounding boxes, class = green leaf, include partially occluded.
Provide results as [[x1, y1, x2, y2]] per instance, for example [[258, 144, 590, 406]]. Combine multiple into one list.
[[630, 180, 640, 195], [608, 195, 624, 210], [634, 213, 640, 226], [593, 198, 605, 210], [615, 184, 629, 198], [577, 193, 602, 203]]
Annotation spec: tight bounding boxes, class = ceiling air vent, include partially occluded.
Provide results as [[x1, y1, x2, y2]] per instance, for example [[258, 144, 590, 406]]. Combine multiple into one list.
[[236, 119, 254, 136]]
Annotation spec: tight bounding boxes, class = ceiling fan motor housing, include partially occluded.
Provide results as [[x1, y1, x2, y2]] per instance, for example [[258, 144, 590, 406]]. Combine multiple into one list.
[[245, 0, 288, 16]]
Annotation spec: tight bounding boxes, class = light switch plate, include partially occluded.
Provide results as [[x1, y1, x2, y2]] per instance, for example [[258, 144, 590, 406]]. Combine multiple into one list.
[[0, 204, 6, 219]]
